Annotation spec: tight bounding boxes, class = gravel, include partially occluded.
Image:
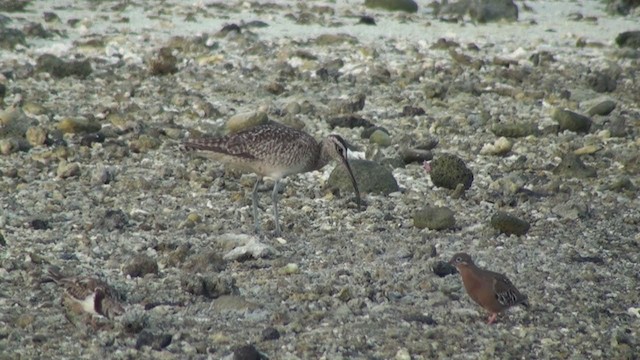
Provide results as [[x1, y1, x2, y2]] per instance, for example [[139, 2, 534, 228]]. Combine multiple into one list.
[[1, 0, 639, 358]]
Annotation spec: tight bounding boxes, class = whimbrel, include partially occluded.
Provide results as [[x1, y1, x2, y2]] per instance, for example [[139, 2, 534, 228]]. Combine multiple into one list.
[[183, 122, 361, 235]]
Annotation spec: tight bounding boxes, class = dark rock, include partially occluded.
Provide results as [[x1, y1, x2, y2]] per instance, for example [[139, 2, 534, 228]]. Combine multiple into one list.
[[470, 0, 518, 23], [0, 0, 30, 12], [552, 108, 592, 133], [608, 117, 627, 137], [123, 254, 158, 278], [0, 28, 26, 50], [23, 22, 51, 38], [233, 344, 262, 360], [587, 99, 616, 116], [553, 153, 597, 178], [615, 30, 640, 48], [429, 154, 474, 190], [432, 260, 457, 277], [570, 254, 605, 265], [261, 327, 281, 341], [402, 312, 437, 325], [30, 219, 49, 230], [148, 47, 178, 75], [328, 159, 399, 196], [43, 12, 60, 22], [135, 331, 172, 350], [219, 23, 241, 35], [97, 209, 128, 231], [36, 54, 92, 78], [401, 105, 426, 116], [327, 115, 373, 130], [490, 211, 530, 236], [364, 0, 418, 13], [79, 132, 106, 147], [358, 16, 376, 25], [265, 81, 285, 95], [400, 147, 432, 164], [413, 206, 455, 230]]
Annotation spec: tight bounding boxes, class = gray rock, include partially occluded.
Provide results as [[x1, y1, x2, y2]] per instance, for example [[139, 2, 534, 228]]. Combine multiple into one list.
[[364, 0, 418, 13], [553, 153, 597, 178], [328, 94, 366, 114], [490, 211, 530, 235], [400, 147, 433, 164], [56, 161, 80, 178], [429, 154, 474, 190], [328, 159, 399, 195], [470, 0, 518, 23], [552, 108, 592, 133], [414, 206, 456, 230], [0, 28, 26, 50], [586, 99, 616, 116], [491, 123, 539, 137], [36, 54, 92, 78]]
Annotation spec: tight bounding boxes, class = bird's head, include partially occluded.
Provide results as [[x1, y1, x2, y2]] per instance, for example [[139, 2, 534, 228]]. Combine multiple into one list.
[[449, 252, 474, 268], [321, 135, 361, 209]]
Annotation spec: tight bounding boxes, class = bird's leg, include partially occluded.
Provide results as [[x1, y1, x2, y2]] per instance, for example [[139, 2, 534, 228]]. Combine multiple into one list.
[[487, 313, 498, 325], [271, 179, 281, 236], [251, 177, 262, 234]]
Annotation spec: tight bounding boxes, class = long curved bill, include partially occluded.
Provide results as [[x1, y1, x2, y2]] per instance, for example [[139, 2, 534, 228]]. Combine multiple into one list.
[[340, 158, 361, 210]]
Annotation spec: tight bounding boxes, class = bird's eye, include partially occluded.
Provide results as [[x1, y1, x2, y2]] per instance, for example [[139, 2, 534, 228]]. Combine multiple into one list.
[[456, 256, 463, 263]]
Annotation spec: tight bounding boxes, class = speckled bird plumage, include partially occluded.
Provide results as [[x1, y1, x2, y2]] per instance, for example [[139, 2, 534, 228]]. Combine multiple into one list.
[[47, 267, 124, 320], [183, 122, 361, 235], [449, 252, 528, 324]]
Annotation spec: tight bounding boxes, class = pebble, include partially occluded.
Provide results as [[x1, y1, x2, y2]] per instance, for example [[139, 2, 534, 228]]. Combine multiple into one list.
[[428, 154, 474, 190], [490, 211, 530, 236], [413, 206, 456, 230], [552, 108, 592, 133]]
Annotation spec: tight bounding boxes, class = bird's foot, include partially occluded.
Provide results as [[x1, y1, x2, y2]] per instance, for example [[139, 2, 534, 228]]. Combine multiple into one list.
[[487, 313, 498, 325]]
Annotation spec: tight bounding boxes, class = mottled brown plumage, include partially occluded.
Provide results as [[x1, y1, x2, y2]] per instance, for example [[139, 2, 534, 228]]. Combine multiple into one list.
[[47, 267, 124, 320], [449, 252, 528, 324], [183, 122, 361, 235]]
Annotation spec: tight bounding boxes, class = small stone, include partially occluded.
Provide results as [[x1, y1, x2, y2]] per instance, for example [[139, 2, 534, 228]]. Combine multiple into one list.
[[364, 0, 418, 13], [56, 161, 80, 178], [587, 99, 616, 116], [25, 126, 47, 146], [80, 133, 106, 147], [369, 129, 392, 147], [226, 111, 268, 133], [148, 47, 178, 75], [479, 137, 512, 155], [429, 154, 474, 190], [124, 254, 158, 278], [96, 209, 129, 231], [36, 54, 92, 78], [30, 219, 49, 230], [261, 327, 280, 341], [399, 147, 432, 164], [278, 263, 300, 275], [552, 108, 592, 133], [413, 206, 456, 230], [328, 94, 366, 114], [432, 261, 457, 277], [232, 344, 261, 360], [265, 82, 285, 95], [490, 211, 530, 236], [491, 123, 538, 137], [135, 331, 172, 351], [58, 117, 101, 134], [553, 153, 597, 178], [470, 0, 519, 23], [615, 30, 640, 48]]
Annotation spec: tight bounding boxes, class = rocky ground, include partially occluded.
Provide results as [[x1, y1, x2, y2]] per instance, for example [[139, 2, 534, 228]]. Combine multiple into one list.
[[1, 0, 639, 359]]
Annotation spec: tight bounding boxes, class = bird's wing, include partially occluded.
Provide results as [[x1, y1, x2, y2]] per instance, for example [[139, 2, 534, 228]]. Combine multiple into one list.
[[491, 271, 527, 307]]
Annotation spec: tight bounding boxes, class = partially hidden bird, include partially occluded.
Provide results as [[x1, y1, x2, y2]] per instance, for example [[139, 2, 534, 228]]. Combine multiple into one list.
[[182, 122, 361, 236], [449, 252, 528, 324]]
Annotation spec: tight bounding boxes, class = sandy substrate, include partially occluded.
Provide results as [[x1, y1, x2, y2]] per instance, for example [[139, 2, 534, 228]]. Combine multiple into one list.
[[1, 0, 639, 359]]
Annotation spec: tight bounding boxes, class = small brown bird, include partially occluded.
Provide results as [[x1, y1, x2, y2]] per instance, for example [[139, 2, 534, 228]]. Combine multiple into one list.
[[183, 122, 361, 236], [449, 252, 528, 324], [46, 267, 124, 322]]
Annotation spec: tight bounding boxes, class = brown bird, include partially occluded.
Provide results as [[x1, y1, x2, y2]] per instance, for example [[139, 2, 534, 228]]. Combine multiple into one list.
[[183, 122, 361, 236], [46, 267, 125, 322], [449, 252, 528, 324]]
